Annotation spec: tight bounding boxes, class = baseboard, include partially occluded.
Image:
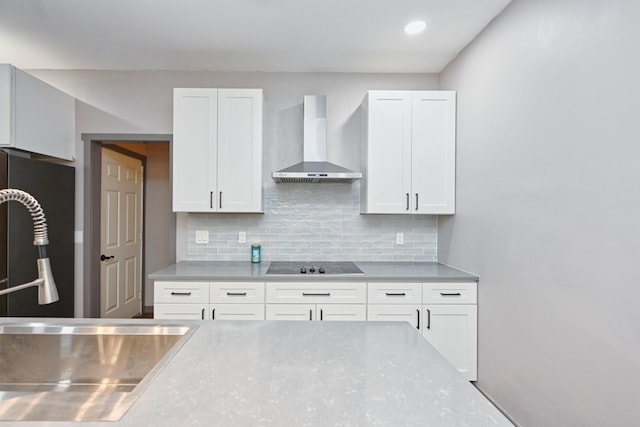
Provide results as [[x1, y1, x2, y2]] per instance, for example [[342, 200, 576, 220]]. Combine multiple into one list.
[[473, 384, 521, 427]]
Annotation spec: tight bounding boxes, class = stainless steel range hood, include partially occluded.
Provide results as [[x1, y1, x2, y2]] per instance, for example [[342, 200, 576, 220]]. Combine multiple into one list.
[[272, 95, 362, 183]]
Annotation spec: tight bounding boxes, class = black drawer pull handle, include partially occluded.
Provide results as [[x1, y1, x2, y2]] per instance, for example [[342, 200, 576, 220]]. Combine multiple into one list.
[[416, 309, 420, 330], [302, 292, 330, 296], [385, 292, 406, 296], [426, 309, 431, 329], [440, 292, 462, 296], [201, 308, 205, 320], [212, 308, 215, 320], [170, 291, 192, 296], [226, 292, 247, 296]]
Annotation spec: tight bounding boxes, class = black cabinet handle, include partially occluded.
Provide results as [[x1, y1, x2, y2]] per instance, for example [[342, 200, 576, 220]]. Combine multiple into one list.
[[100, 254, 114, 261], [219, 191, 223, 209], [212, 308, 215, 320], [426, 308, 431, 330], [415, 193, 419, 211], [320, 309, 323, 321], [170, 291, 192, 296], [309, 309, 313, 321], [440, 292, 462, 296], [385, 292, 406, 296], [201, 308, 205, 320], [210, 191, 214, 209], [406, 193, 410, 210], [302, 292, 330, 297], [416, 309, 420, 330], [226, 292, 247, 296]]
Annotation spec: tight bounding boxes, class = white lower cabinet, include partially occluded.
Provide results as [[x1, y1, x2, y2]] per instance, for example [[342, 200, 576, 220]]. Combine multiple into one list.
[[154, 281, 210, 320], [210, 282, 265, 320], [366, 281, 477, 381], [154, 279, 477, 380], [265, 282, 367, 321], [423, 304, 477, 381], [154, 281, 265, 320]]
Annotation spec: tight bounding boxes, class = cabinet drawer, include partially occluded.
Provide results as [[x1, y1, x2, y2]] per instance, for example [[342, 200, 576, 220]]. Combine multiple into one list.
[[423, 282, 477, 304], [367, 282, 422, 304], [210, 282, 265, 303], [154, 281, 209, 303], [266, 282, 366, 304]]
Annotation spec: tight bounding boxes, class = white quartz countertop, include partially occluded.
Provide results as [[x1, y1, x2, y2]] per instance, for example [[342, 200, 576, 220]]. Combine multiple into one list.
[[148, 261, 478, 281], [0, 318, 511, 426]]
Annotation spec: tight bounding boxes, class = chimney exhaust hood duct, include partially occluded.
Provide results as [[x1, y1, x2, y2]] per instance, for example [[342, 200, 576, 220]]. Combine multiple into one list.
[[272, 95, 362, 183]]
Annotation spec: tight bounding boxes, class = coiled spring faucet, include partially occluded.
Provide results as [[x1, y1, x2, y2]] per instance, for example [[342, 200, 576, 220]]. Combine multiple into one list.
[[0, 188, 59, 304]]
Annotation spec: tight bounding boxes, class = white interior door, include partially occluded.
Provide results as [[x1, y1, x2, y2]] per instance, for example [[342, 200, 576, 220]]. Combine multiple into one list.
[[100, 148, 143, 318]]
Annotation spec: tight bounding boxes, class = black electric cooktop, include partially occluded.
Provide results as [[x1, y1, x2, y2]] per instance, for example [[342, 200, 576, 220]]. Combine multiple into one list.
[[266, 261, 364, 276]]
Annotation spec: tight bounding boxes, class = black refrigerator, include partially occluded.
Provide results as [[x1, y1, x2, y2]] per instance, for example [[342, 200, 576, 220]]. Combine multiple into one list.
[[0, 151, 75, 317]]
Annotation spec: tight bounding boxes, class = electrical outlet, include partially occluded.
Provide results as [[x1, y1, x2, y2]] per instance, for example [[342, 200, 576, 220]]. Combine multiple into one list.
[[239, 231, 246, 243], [396, 232, 404, 245], [195, 230, 209, 244]]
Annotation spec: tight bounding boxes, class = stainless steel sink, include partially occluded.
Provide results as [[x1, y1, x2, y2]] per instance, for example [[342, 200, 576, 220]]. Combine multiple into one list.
[[0, 322, 196, 422]]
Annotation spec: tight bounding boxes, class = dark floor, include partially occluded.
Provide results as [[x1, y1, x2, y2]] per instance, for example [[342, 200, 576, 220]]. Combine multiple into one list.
[[134, 312, 153, 319]]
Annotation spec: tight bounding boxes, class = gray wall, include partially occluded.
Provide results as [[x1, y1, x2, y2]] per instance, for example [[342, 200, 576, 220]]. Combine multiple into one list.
[[28, 70, 438, 312], [144, 144, 175, 306], [438, 0, 640, 426]]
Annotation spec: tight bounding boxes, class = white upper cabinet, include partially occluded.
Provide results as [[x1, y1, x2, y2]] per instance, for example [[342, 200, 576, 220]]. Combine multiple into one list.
[[172, 88, 263, 213], [361, 90, 456, 214], [0, 64, 75, 160], [217, 89, 263, 212]]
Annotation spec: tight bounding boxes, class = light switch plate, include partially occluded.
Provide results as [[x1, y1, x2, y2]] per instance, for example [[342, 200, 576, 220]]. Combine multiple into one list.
[[396, 233, 404, 245], [238, 231, 246, 243], [195, 230, 209, 244]]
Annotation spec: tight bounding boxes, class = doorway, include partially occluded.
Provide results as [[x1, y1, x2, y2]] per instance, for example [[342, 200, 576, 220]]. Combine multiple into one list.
[[82, 134, 174, 318]]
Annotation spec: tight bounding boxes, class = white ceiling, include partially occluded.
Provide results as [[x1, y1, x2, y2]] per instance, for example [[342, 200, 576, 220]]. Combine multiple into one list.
[[0, 0, 511, 73]]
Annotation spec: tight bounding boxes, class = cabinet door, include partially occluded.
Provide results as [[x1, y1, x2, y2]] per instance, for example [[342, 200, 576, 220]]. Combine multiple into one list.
[[217, 89, 263, 212], [211, 304, 265, 320], [411, 91, 456, 214], [317, 304, 366, 321], [154, 303, 210, 320], [172, 88, 218, 212], [266, 304, 315, 321], [367, 304, 422, 330], [0, 65, 76, 160], [363, 91, 412, 213], [423, 304, 477, 381]]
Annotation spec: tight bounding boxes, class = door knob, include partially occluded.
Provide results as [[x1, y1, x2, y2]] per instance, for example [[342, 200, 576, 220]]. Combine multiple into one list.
[[100, 254, 114, 261]]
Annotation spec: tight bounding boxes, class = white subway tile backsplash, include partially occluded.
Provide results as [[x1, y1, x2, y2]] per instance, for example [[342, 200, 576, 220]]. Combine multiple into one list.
[[186, 183, 437, 262]]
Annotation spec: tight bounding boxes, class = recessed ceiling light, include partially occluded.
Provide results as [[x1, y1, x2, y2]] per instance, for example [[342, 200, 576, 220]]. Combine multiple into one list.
[[404, 20, 426, 35]]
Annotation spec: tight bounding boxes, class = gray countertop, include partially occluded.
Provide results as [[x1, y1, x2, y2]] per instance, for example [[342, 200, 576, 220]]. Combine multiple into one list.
[[0, 318, 511, 426], [148, 261, 478, 282]]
